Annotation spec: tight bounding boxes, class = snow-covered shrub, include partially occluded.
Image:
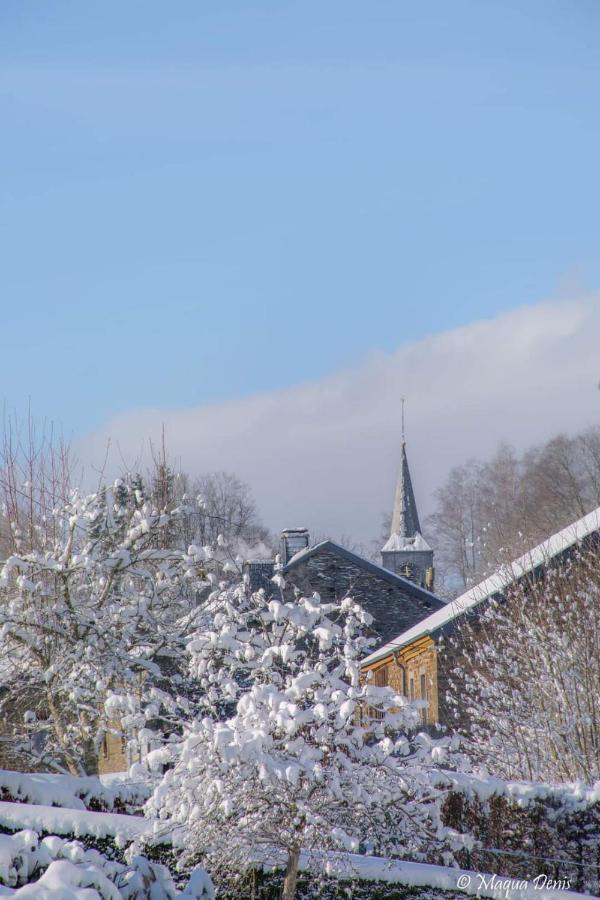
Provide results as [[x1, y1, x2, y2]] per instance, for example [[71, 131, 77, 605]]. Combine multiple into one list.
[[0, 829, 214, 899], [446, 545, 600, 783], [145, 584, 468, 899]]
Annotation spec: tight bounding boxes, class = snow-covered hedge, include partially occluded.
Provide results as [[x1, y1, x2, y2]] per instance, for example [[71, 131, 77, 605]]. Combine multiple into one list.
[[0, 829, 213, 899], [213, 850, 588, 899], [442, 779, 600, 896], [0, 800, 154, 847], [0, 771, 150, 816]]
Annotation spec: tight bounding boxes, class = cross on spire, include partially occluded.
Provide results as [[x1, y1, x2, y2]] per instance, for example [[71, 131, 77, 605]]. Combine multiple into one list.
[[401, 396, 405, 444]]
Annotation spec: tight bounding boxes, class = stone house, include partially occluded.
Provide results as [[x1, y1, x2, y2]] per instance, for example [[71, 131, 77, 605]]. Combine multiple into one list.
[[361, 505, 600, 728]]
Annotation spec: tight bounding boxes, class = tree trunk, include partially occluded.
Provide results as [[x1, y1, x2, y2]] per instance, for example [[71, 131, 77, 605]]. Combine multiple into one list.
[[46, 693, 85, 775], [80, 740, 100, 776], [282, 846, 300, 900]]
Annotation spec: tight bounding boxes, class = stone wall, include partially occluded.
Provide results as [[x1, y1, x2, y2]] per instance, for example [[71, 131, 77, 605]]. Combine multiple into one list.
[[380, 549, 434, 590]]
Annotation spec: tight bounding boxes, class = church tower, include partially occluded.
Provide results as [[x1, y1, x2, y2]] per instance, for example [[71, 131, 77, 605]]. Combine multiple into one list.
[[381, 408, 434, 590]]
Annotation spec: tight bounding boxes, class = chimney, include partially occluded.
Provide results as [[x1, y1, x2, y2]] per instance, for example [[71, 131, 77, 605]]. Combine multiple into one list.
[[280, 527, 310, 566]]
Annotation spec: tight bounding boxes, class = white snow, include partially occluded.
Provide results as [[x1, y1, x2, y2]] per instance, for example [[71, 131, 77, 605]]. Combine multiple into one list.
[[436, 768, 600, 810], [0, 829, 213, 898], [0, 770, 149, 814], [152, 586, 458, 877], [295, 850, 588, 898], [363, 505, 600, 665], [381, 531, 432, 553], [0, 801, 153, 844], [0, 858, 120, 899]]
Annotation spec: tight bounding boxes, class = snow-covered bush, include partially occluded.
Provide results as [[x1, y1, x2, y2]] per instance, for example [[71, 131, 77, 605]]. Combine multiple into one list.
[[446, 545, 600, 783], [145, 583, 467, 899], [0, 829, 214, 898]]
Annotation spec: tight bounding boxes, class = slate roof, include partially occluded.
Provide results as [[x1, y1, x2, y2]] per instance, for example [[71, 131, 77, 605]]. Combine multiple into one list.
[[282, 539, 445, 608], [390, 441, 422, 538], [362, 504, 600, 666]]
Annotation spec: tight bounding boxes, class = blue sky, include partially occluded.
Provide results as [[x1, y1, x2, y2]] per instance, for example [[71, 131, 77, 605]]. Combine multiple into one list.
[[1, 1, 599, 438]]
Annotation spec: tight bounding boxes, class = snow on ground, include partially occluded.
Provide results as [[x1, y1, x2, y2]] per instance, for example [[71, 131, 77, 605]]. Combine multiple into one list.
[[0, 859, 120, 899], [0, 796, 589, 898], [297, 850, 588, 899]]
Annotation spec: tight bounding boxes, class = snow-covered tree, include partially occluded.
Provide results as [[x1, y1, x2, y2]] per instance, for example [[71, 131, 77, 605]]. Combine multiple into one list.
[[146, 583, 464, 899], [0, 479, 214, 776], [447, 545, 600, 783]]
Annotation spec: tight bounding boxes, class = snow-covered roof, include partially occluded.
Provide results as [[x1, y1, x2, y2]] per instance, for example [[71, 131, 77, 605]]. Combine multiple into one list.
[[362, 505, 600, 666], [381, 531, 432, 553]]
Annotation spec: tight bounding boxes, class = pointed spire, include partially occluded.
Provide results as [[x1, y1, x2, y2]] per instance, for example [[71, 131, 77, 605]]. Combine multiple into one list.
[[390, 439, 422, 538], [382, 403, 434, 589]]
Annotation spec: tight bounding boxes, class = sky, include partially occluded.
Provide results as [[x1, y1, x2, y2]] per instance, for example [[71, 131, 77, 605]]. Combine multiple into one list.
[[81, 295, 600, 544], [2, 2, 600, 539]]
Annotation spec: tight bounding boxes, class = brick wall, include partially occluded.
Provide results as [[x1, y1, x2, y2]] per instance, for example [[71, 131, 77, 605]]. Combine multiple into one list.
[[362, 637, 439, 725]]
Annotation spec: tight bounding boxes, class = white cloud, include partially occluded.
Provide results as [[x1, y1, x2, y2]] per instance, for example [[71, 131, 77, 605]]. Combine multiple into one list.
[[78, 295, 600, 543]]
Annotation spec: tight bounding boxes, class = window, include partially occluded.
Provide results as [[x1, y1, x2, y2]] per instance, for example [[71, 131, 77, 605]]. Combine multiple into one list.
[[409, 677, 415, 700], [373, 665, 389, 687], [369, 665, 389, 720], [420, 673, 428, 723]]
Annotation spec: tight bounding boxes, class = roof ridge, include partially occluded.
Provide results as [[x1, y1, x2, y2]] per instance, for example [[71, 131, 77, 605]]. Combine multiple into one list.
[[362, 504, 600, 666], [282, 538, 444, 604]]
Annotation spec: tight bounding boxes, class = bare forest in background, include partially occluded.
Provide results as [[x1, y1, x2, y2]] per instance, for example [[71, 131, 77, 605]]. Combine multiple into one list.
[[425, 425, 600, 594], [2, 413, 599, 600], [0, 414, 273, 563]]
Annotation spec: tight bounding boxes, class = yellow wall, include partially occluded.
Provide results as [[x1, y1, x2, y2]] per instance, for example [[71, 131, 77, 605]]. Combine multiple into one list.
[[98, 720, 129, 775], [362, 636, 439, 724]]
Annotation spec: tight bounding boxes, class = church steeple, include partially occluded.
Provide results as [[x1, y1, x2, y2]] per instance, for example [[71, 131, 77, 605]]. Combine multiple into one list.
[[381, 403, 434, 590], [390, 440, 422, 538]]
